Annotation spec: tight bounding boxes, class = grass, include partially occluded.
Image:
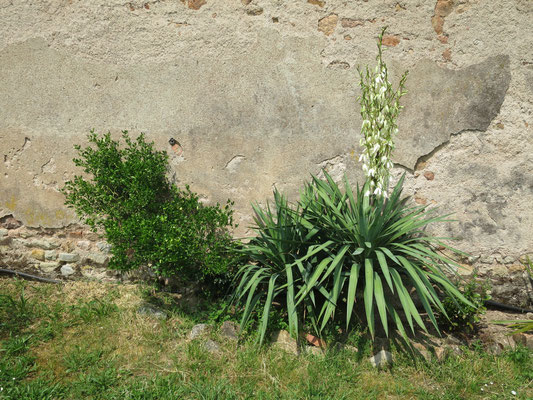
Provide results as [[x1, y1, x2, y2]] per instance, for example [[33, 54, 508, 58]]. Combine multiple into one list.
[[0, 278, 531, 399]]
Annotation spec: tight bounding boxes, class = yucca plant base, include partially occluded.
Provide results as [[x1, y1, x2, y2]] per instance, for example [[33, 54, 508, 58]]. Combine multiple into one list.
[[233, 172, 471, 344]]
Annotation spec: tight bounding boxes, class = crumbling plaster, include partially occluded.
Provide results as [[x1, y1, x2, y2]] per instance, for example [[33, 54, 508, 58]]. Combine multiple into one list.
[[1, 0, 532, 273]]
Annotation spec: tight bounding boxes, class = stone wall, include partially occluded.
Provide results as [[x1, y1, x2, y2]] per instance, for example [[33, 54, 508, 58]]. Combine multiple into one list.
[[1, 0, 532, 305]]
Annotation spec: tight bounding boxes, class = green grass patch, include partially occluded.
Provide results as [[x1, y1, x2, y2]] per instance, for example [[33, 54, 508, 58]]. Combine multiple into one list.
[[0, 278, 531, 399]]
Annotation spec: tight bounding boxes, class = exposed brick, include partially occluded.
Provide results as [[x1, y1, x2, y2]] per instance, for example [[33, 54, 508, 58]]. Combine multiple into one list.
[[308, 0, 325, 7], [424, 171, 435, 180], [188, 0, 206, 10], [382, 35, 400, 47], [318, 14, 338, 36], [341, 18, 363, 28], [437, 35, 448, 44]]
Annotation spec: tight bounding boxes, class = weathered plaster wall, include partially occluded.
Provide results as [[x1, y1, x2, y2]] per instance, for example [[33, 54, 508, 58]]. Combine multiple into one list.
[[1, 0, 532, 304]]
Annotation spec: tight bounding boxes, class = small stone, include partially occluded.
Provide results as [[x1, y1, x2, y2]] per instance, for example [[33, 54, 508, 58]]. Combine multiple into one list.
[[76, 240, 91, 250], [442, 48, 452, 62], [31, 249, 45, 261], [525, 335, 533, 351], [204, 339, 220, 353], [96, 242, 112, 253], [60, 264, 75, 276], [137, 303, 168, 320], [492, 265, 508, 278], [189, 323, 209, 340], [272, 330, 299, 355], [0, 228, 8, 237], [220, 321, 239, 341], [424, 171, 435, 180], [434, 346, 447, 361], [412, 343, 432, 362], [25, 240, 59, 250], [40, 262, 59, 273], [59, 253, 80, 262], [503, 256, 515, 264], [480, 255, 494, 264], [437, 34, 448, 44], [369, 349, 392, 368], [86, 253, 109, 266], [508, 264, 525, 273], [444, 335, 462, 346], [382, 35, 400, 47], [341, 18, 363, 28], [44, 250, 57, 260], [318, 14, 338, 36]]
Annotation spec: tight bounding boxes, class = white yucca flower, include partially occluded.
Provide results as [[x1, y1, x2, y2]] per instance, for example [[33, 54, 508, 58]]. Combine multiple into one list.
[[357, 27, 408, 200]]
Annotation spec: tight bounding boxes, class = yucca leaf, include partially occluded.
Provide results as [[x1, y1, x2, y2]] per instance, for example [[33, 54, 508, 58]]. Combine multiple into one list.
[[375, 250, 393, 292], [320, 260, 345, 331], [373, 272, 388, 337], [318, 245, 349, 286], [386, 301, 407, 339], [240, 293, 261, 330], [379, 247, 400, 264], [259, 274, 278, 344], [389, 268, 415, 333], [352, 248, 364, 256], [239, 269, 266, 302], [285, 264, 298, 336], [398, 258, 440, 334], [364, 258, 375, 338], [346, 263, 361, 329], [294, 256, 332, 305]]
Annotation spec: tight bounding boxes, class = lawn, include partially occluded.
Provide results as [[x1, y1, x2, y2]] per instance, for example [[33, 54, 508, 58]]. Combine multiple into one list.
[[0, 277, 531, 399]]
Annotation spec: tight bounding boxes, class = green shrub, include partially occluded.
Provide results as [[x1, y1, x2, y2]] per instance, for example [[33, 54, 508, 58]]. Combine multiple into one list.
[[438, 273, 490, 333], [233, 172, 470, 343], [62, 131, 237, 284]]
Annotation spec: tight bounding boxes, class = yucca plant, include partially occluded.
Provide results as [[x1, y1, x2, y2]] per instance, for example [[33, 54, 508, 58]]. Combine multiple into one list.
[[233, 171, 470, 343]]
